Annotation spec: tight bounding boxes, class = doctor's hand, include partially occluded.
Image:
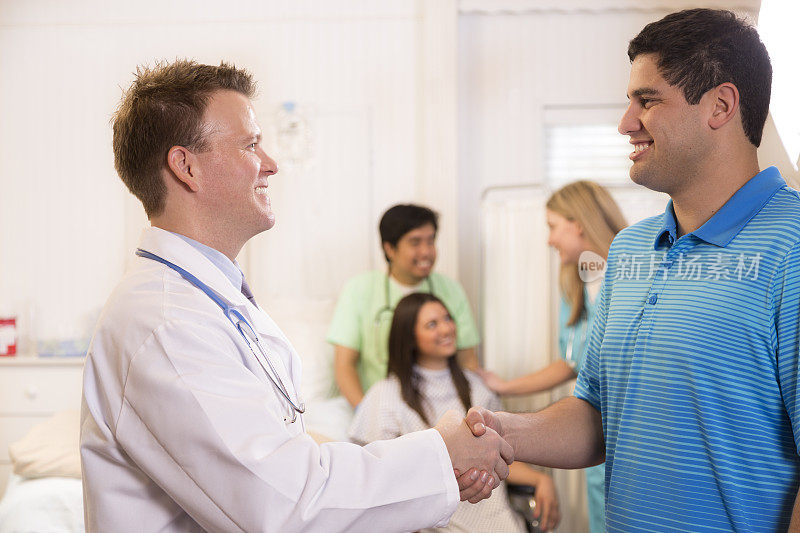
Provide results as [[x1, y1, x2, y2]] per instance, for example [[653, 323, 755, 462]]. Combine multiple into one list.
[[434, 410, 513, 503], [453, 468, 494, 503]]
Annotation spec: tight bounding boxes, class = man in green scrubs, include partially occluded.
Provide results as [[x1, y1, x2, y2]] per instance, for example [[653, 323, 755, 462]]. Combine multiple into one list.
[[327, 204, 480, 407]]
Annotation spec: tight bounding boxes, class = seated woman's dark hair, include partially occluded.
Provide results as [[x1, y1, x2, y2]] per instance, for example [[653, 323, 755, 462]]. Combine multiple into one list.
[[387, 292, 471, 426]]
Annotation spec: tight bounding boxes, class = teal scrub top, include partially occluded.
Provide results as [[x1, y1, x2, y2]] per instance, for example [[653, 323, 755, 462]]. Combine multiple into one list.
[[557, 290, 598, 373], [327, 270, 480, 392], [559, 290, 605, 533]]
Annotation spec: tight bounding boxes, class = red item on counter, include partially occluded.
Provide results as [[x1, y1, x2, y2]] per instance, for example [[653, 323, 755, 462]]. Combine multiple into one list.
[[0, 317, 17, 356]]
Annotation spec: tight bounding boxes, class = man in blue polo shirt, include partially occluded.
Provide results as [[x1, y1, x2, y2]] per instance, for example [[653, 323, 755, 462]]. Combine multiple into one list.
[[463, 8, 800, 531]]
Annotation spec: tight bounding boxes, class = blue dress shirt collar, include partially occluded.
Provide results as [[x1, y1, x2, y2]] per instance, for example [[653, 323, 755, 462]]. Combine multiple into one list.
[[171, 232, 245, 291]]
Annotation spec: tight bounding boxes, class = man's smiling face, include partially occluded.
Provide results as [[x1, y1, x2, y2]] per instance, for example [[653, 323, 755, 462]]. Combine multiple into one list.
[[194, 90, 278, 242], [618, 53, 711, 195]]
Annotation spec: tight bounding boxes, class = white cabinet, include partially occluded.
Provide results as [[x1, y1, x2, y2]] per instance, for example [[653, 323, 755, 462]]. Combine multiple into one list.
[[0, 357, 84, 497]]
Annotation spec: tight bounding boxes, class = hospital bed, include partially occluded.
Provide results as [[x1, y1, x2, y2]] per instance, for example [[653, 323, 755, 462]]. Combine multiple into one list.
[[0, 400, 356, 533], [0, 474, 83, 532], [0, 410, 84, 532]]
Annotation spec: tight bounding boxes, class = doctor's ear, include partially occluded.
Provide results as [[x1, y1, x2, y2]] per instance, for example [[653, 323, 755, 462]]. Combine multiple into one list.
[[166, 145, 200, 192], [707, 83, 739, 131]]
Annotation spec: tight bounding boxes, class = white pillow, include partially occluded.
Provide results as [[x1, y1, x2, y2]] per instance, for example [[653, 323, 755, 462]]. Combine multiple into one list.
[[261, 297, 339, 403], [8, 410, 81, 479]]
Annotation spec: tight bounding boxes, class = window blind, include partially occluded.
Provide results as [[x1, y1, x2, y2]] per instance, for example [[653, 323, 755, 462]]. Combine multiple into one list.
[[545, 124, 633, 187]]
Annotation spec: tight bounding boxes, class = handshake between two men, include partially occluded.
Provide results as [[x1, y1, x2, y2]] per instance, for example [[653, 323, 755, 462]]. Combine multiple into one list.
[[433, 407, 514, 504], [434, 396, 605, 506]]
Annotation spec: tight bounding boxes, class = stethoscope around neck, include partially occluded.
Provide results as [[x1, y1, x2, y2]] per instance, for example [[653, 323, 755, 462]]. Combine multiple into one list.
[[374, 270, 436, 325], [135, 248, 305, 423]]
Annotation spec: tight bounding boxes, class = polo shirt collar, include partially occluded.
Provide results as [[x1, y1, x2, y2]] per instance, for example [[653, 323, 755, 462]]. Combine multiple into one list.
[[653, 166, 785, 250]]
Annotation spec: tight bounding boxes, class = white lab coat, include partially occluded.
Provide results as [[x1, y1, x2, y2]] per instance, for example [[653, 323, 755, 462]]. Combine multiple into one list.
[[80, 227, 458, 532]]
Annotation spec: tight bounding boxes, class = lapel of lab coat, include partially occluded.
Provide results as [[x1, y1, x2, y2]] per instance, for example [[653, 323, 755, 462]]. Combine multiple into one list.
[[136, 227, 304, 408]]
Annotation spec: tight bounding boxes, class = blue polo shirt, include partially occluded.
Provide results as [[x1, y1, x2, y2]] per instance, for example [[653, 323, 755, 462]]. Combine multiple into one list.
[[575, 167, 800, 532]]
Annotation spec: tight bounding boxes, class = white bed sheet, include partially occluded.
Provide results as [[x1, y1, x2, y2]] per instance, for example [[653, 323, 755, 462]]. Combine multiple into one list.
[[303, 396, 355, 442], [0, 398, 351, 533], [0, 474, 83, 533]]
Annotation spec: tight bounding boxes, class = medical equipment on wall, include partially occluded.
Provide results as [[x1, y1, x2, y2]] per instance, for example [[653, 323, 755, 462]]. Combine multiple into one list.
[[275, 101, 314, 171], [135, 249, 306, 423]]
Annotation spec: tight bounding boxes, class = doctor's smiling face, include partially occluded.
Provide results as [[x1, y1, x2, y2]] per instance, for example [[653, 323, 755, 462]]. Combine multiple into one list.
[[192, 90, 278, 247]]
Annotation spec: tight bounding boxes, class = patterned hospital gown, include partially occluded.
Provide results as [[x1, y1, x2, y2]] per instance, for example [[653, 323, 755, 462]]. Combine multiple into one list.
[[349, 366, 526, 533]]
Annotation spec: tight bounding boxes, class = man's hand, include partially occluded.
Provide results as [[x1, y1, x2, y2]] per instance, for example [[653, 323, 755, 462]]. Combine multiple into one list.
[[434, 410, 513, 503], [459, 406, 509, 502], [464, 406, 504, 438]]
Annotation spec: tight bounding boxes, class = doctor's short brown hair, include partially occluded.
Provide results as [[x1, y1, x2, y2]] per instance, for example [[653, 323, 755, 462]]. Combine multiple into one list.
[[112, 59, 256, 218]]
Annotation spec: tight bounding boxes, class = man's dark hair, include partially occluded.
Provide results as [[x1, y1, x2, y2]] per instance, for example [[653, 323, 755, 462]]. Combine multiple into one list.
[[113, 59, 256, 217], [628, 8, 771, 147], [379, 204, 439, 262]]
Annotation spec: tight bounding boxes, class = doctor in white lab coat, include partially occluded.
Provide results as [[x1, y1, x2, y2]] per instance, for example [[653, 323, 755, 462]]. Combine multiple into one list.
[[80, 60, 510, 532]]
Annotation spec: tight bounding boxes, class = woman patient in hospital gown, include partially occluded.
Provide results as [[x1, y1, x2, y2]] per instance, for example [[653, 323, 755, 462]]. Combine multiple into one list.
[[349, 293, 560, 532]]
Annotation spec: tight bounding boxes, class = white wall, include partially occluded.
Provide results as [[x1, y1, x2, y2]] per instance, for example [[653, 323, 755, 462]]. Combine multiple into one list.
[[0, 1, 459, 391], [2, 0, 791, 384], [0, 0, 786, 387]]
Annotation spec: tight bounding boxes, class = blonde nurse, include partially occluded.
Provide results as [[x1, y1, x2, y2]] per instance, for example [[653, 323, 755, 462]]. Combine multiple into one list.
[[479, 181, 626, 532]]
